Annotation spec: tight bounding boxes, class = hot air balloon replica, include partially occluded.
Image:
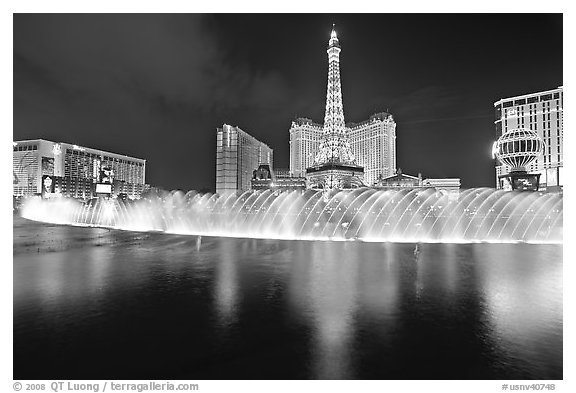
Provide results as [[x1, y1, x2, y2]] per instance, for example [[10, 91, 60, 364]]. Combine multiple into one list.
[[493, 127, 544, 191]]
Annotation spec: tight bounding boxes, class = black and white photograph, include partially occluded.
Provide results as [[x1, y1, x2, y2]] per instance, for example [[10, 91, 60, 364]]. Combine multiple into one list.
[[7, 2, 572, 391]]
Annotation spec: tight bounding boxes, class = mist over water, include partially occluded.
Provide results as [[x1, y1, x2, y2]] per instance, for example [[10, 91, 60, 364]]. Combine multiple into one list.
[[21, 187, 562, 243]]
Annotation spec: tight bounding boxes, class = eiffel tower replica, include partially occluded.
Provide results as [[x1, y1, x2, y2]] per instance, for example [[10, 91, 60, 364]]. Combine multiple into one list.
[[306, 25, 364, 191]]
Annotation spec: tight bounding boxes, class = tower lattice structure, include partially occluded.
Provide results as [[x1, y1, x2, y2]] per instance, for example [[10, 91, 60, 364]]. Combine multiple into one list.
[[306, 25, 364, 190], [313, 26, 356, 166]]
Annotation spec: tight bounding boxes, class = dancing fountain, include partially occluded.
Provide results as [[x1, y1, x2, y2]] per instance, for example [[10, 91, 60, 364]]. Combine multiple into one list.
[[20, 187, 562, 243]]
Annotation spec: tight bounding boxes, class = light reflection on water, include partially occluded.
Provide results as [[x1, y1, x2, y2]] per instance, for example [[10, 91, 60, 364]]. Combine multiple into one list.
[[474, 244, 563, 375], [214, 240, 240, 332], [13, 217, 562, 380], [307, 242, 359, 379]]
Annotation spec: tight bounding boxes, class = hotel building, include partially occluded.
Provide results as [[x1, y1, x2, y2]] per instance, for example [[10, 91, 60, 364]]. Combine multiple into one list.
[[494, 86, 563, 191], [289, 112, 397, 186], [13, 139, 146, 199], [216, 124, 273, 194], [289, 118, 323, 179]]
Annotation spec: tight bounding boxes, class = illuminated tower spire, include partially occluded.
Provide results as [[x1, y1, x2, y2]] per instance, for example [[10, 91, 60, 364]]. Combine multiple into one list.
[[313, 24, 356, 166], [305, 25, 364, 191]]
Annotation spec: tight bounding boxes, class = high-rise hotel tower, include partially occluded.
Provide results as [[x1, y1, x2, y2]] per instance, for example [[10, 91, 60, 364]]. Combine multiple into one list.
[[494, 86, 563, 192], [216, 124, 273, 194], [290, 27, 396, 187]]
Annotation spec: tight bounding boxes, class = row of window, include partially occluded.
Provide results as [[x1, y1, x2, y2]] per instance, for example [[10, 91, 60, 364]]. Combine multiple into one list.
[[543, 154, 562, 165], [291, 131, 393, 139], [14, 144, 38, 152], [500, 92, 561, 108], [64, 149, 144, 166], [13, 155, 38, 164]]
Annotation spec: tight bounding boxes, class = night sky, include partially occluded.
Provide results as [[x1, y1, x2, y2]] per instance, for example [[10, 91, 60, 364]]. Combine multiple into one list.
[[13, 14, 563, 191]]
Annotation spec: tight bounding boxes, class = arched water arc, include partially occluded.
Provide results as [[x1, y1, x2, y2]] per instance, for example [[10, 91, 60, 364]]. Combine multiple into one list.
[[20, 188, 563, 243]]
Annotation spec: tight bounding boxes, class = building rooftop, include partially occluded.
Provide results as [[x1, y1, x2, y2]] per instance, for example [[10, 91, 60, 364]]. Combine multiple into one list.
[[219, 124, 273, 150], [292, 118, 323, 128], [14, 138, 146, 162], [347, 112, 394, 129], [494, 86, 563, 106], [293, 112, 394, 130]]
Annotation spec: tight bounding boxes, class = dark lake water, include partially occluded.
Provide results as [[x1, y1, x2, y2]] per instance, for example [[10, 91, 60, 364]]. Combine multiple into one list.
[[13, 216, 562, 380]]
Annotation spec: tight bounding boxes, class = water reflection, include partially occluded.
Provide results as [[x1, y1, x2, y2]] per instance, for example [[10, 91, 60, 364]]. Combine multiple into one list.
[[13, 218, 563, 380], [307, 242, 359, 379], [357, 243, 400, 325], [214, 240, 240, 331], [414, 243, 424, 298], [14, 238, 112, 309], [473, 244, 563, 378], [416, 243, 461, 301]]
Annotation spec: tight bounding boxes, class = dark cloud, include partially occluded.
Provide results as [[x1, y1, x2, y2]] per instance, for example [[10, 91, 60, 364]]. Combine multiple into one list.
[[14, 14, 298, 190], [14, 14, 294, 113]]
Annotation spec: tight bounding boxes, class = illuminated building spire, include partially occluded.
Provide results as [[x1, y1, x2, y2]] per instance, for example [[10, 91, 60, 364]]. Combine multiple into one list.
[[305, 25, 364, 191], [313, 24, 356, 166]]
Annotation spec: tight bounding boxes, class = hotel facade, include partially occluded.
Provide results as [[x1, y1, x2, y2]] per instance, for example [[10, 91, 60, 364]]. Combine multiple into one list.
[[13, 139, 146, 199], [494, 86, 563, 192], [289, 112, 397, 186], [216, 124, 273, 194]]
